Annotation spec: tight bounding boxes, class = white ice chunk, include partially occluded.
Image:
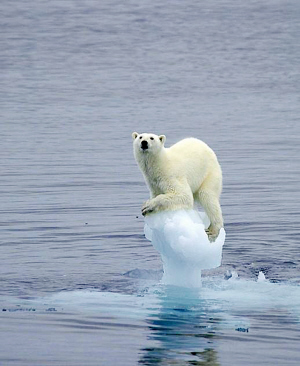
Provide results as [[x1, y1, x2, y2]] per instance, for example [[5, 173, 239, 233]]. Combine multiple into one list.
[[144, 210, 226, 288], [257, 271, 269, 283]]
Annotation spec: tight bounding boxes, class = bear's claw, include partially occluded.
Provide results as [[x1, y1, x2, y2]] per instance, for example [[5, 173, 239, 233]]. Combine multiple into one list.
[[141, 200, 155, 216], [142, 209, 152, 216]]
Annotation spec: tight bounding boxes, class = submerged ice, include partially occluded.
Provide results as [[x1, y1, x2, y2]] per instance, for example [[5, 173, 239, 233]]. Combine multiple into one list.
[[144, 210, 226, 287]]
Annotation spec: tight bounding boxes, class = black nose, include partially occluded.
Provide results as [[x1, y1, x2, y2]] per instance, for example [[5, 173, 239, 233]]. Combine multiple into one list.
[[141, 140, 148, 150]]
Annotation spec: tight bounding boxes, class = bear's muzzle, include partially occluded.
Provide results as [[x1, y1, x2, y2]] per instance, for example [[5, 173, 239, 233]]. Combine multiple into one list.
[[141, 140, 148, 150]]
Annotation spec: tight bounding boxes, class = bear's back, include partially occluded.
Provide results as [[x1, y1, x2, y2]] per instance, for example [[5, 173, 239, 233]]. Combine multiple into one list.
[[168, 138, 215, 159], [165, 138, 220, 187]]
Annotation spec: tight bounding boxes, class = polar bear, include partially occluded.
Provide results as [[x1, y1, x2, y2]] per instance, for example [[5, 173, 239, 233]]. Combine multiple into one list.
[[132, 132, 224, 241]]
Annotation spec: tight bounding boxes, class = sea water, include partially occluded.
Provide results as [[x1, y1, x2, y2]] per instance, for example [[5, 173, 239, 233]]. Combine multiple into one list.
[[1, 0, 300, 365]]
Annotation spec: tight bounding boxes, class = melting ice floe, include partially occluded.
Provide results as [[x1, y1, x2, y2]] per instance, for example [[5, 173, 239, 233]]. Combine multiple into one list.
[[6, 274, 299, 326], [4, 273, 300, 320], [144, 210, 226, 287]]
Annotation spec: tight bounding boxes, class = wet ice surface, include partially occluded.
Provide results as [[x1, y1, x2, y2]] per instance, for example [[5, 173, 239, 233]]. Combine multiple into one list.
[[1, 0, 300, 364], [3, 271, 300, 320]]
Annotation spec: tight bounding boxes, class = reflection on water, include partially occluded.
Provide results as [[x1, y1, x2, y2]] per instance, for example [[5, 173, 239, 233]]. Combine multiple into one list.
[[140, 348, 219, 366], [139, 286, 221, 365]]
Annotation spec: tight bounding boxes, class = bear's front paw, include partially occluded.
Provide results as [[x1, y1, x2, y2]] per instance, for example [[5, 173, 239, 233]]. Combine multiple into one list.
[[141, 200, 155, 216]]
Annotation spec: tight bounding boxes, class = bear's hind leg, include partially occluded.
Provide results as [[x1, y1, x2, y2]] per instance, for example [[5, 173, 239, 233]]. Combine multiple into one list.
[[197, 189, 223, 242]]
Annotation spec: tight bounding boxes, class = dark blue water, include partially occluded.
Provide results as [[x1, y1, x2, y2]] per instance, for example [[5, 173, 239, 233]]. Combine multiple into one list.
[[1, 0, 300, 365]]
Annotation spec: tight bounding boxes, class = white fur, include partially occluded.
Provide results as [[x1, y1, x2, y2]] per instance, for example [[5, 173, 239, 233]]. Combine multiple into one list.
[[132, 132, 224, 241]]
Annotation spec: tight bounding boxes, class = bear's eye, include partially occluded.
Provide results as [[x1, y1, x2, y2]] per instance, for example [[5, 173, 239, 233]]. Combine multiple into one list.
[[139, 136, 143, 139], [150, 137, 154, 140]]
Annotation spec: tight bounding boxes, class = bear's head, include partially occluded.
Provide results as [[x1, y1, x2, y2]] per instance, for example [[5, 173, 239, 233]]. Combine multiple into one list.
[[132, 132, 166, 155]]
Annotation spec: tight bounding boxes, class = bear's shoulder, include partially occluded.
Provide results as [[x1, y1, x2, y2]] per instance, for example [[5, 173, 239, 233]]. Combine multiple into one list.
[[169, 137, 208, 152]]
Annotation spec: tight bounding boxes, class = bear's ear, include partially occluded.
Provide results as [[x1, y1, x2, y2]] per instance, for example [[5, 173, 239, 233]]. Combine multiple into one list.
[[159, 135, 166, 144], [132, 132, 139, 140]]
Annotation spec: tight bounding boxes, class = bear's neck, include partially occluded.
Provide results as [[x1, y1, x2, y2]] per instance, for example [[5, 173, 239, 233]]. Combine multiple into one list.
[[138, 148, 168, 179]]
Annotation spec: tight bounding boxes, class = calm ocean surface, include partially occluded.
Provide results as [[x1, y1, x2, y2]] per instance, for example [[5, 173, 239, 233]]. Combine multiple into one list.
[[1, 0, 299, 365]]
